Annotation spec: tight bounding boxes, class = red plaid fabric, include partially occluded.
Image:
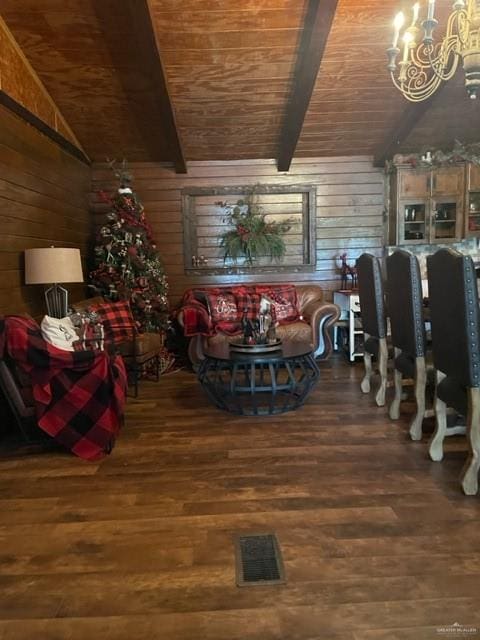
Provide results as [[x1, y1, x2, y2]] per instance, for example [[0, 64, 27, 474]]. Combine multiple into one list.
[[0, 316, 127, 461], [89, 301, 136, 345], [255, 285, 300, 323], [234, 287, 261, 322], [179, 288, 245, 337], [178, 290, 213, 337], [178, 285, 303, 337]]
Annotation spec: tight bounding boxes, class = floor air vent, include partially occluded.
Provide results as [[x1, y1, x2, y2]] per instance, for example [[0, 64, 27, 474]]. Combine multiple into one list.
[[235, 533, 285, 587]]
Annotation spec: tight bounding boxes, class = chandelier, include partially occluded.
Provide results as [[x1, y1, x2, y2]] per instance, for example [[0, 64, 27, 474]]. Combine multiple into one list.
[[387, 0, 480, 101]]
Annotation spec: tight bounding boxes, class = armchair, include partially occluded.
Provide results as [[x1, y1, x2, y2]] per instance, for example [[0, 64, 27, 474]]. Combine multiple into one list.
[[71, 297, 163, 397], [0, 315, 126, 459]]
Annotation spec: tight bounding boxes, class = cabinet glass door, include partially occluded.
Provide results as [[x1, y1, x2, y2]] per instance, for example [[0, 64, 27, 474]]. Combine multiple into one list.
[[401, 202, 426, 243], [432, 200, 458, 241], [467, 191, 480, 234]]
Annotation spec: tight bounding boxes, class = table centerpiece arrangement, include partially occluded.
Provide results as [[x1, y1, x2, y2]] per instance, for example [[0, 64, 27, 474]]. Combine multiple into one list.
[[229, 296, 281, 353]]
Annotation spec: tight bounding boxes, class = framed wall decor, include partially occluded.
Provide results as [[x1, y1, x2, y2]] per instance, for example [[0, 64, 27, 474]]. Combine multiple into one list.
[[182, 184, 317, 275]]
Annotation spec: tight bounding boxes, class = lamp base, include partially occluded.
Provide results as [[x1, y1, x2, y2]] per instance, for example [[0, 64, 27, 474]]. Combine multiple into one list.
[[44, 284, 69, 318]]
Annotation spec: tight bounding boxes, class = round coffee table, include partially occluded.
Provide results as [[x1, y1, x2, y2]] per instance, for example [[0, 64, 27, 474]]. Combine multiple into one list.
[[198, 341, 319, 416]]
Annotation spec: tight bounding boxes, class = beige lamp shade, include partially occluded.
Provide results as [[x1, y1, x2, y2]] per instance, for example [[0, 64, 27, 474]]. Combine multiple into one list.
[[25, 247, 84, 285]]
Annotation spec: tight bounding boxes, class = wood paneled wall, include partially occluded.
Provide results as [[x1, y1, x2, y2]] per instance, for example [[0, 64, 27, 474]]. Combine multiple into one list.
[[92, 156, 385, 304], [0, 105, 91, 317]]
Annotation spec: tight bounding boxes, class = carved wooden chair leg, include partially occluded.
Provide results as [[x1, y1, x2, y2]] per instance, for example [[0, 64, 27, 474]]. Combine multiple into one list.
[[375, 336, 388, 407], [360, 332, 372, 394], [409, 355, 426, 441], [429, 370, 448, 461], [462, 387, 480, 496], [389, 347, 402, 420]]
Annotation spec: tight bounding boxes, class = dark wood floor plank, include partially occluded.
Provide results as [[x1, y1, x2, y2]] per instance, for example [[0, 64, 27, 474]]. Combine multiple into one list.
[[0, 356, 479, 638]]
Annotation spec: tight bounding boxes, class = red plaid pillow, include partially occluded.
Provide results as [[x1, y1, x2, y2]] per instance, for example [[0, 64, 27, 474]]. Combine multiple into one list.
[[205, 291, 239, 324], [234, 288, 261, 322], [255, 285, 299, 323], [89, 301, 136, 345]]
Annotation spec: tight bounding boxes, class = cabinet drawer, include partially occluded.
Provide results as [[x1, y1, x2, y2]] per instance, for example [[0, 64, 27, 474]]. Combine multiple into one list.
[[469, 165, 480, 191], [432, 167, 464, 195], [398, 170, 429, 197]]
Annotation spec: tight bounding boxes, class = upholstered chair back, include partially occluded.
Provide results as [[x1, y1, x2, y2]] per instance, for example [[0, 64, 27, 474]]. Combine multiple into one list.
[[427, 248, 480, 388], [356, 253, 386, 339], [387, 250, 426, 358]]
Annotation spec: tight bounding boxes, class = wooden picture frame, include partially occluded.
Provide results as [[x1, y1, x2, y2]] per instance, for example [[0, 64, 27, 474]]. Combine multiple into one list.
[[181, 184, 317, 275]]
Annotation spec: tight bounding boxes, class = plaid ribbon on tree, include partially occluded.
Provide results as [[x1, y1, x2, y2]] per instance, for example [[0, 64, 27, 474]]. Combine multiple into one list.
[[0, 316, 127, 461]]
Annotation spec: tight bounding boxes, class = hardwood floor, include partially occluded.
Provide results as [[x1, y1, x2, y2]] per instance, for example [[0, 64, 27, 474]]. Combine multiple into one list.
[[1, 356, 480, 640]]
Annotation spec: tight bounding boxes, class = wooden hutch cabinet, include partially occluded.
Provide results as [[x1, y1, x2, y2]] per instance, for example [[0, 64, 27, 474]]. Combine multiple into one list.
[[466, 164, 480, 236], [389, 164, 465, 246]]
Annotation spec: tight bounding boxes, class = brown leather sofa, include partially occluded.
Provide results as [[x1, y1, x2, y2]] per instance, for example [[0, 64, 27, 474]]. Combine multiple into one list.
[[177, 284, 340, 367]]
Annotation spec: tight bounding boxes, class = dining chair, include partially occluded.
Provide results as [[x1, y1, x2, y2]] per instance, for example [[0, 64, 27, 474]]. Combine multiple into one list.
[[427, 248, 479, 494], [356, 253, 388, 406], [386, 249, 434, 440]]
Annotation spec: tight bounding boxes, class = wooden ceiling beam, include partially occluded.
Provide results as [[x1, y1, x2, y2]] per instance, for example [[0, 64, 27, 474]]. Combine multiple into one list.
[[93, 0, 187, 173], [0, 91, 90, 165], [372, 85, 446, 168], [277, 0, 338, 172]]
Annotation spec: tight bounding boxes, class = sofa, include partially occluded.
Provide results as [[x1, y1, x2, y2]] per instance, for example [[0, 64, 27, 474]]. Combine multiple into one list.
[[176, 283, 340, 367]]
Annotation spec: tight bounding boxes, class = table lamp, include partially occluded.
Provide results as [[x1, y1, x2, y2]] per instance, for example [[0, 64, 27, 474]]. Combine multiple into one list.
[[25, 247, 84, 318]]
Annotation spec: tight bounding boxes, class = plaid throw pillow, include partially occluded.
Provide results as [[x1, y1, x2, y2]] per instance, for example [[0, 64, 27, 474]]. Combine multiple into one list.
[[89, 301, 136, 345], [255, 285, 299, 323], [234, 288, 261, 322]]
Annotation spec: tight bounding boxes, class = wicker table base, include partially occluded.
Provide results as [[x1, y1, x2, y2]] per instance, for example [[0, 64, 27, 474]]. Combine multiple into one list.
[[198, 341, 319, 416]]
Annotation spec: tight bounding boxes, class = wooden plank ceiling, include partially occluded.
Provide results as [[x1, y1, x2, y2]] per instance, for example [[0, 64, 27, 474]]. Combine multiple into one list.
[[1, 0, 478, 166]]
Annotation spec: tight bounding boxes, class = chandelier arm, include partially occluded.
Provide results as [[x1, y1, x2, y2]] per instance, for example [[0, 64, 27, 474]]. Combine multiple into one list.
[[454, 10, 470, 48], [388, 0, 478, 101], [389, 70, 442, 102], [410, 43, 441, 69], [426, 37, 461, 81]]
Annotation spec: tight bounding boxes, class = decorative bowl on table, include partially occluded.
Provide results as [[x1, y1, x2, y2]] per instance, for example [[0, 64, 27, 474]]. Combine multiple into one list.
[[229, 338, 282, 354]]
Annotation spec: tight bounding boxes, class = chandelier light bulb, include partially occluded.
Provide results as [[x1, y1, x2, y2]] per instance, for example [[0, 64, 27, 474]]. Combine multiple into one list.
[[394, 11, 405, 29], [411, 3, 420, 26], [402, 30, 414, 62], [392, 11, 405, 47]]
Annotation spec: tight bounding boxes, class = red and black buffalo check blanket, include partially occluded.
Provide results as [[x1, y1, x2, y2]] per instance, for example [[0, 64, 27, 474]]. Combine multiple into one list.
[[0, 316, 127, 461]]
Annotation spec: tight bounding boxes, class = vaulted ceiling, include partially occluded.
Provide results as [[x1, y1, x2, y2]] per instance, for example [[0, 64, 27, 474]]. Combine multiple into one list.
[[1, 0, 478, 168]]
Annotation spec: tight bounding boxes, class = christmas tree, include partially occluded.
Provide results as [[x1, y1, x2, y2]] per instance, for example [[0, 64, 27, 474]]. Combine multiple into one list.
[[90, 160, 169, 333]]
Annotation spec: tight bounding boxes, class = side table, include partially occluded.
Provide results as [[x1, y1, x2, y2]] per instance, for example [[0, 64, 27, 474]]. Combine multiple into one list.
[[333, 290, 363, 362]]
